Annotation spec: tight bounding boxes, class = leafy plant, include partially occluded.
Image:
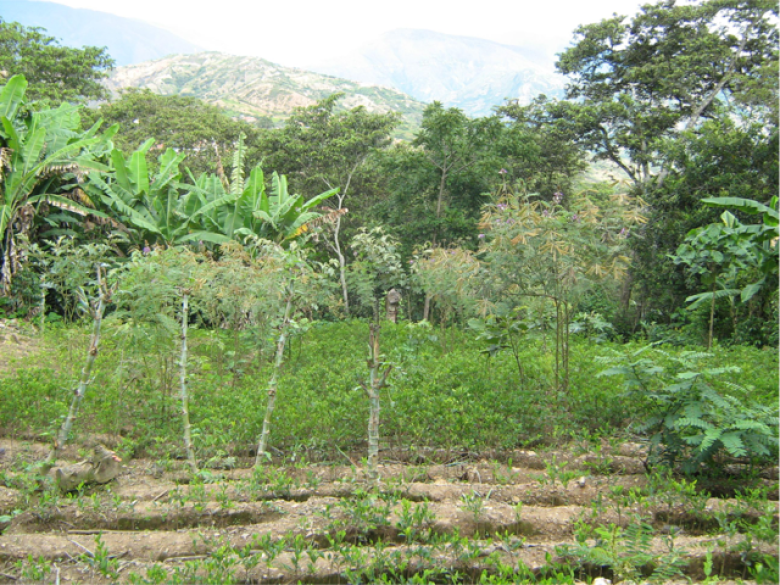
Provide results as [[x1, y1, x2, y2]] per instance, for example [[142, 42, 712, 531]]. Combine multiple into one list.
[[598, 346, 778, 474]]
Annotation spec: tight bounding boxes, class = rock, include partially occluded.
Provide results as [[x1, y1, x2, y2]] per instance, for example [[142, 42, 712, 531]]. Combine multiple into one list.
[[53, 445, 122, 491]]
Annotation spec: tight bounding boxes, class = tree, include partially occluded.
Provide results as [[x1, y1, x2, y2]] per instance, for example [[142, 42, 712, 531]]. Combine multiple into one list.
[[413, 103, 502, 236], [261, 95, 398, 312], [81, 89, 269, 177], [554, 0, 777, 190], [633, 117, 778, 333], [494, 96, 587, 200], [673, 216, 747, 349], [0, 19, 113, 104]]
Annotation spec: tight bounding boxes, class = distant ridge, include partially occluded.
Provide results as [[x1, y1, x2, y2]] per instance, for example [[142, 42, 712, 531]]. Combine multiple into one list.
[[0, 0, 202, 65], [308, 29, 566, 117], [106, 52, 427, 138]]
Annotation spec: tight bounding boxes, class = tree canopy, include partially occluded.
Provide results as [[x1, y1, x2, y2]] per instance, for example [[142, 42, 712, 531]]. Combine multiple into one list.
[[0, 18, 113, 104], [81, 89, 268, 177]]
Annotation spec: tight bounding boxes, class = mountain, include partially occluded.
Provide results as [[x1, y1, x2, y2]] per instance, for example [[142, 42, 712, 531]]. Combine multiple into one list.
[[0, 0, 202, 66], [308, 29, 566, 117], [105, 52, 427, 138]]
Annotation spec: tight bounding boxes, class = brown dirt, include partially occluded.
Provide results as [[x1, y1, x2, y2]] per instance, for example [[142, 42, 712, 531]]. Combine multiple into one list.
[[0, 439, 776, 583]]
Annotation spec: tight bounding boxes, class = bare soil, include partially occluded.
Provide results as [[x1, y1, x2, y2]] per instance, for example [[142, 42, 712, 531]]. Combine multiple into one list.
[[0, 438, 776, 584]]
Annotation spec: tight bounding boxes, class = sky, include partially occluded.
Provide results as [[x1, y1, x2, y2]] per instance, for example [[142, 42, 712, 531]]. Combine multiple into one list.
[[42, 0, 649, 68]]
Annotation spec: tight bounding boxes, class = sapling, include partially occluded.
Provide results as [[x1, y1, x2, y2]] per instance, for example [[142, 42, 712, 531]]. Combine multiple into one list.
[[256, 286, 294, 465], [359, 323, 392, 479], [251, 239, 334, 466], [43, 264, 113, 470], [178, 287, 197, 472]]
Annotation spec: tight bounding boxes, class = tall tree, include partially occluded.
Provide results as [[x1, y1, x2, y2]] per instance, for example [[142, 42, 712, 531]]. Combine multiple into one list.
[[495, 96, 587, 200], [554, 0, 777, 190], [0, 19, 113, 104], [261, 94, 398, 312], [413, 102, 501, 233]]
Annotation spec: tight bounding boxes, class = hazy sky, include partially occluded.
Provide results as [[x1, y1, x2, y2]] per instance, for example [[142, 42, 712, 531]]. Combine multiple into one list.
[[43, 0, 649, 67]]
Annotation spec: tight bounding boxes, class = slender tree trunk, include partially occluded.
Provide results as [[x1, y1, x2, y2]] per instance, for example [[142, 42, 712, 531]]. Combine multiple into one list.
[[256, 293, 293, 465], [563, 300, 570, 393], [708, 280, 716, 351], [179, 292, 197, 472], [554, 298, 560, 391], [422, 294, 432, 322], [39, 274, 47, 337], [44, 265, 107, 470], [331, 192, 350, 314], [363, 324, 391, 480], [435, 169, 447, 218], [1, 229, 14, 296]]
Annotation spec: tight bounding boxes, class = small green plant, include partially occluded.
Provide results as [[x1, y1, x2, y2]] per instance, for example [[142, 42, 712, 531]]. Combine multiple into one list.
[[16, 555, 52, 581], [560, 521, 686, 583], [395, 499, 436, 543], [80, 534, 119, 580], [597, 346, 778, 474], [543, 455, 579, 488], [459, 490, 490, 527]]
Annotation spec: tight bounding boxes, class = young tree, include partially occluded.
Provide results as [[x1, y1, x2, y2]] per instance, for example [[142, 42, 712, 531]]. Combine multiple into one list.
[[114, 248, 207, 472], [477, 188, 646, 391], [41, 243, 118, 471]]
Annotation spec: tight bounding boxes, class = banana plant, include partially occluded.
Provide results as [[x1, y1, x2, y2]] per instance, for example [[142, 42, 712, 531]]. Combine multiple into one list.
[[1, 74, 113, 294], [186, 133, 338, 245], [252, 172, 338, 243], [89, 139, 231, 248]]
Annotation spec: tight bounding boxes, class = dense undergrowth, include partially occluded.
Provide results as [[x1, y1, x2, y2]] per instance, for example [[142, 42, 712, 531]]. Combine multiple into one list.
[[2, 321, 776, 467]]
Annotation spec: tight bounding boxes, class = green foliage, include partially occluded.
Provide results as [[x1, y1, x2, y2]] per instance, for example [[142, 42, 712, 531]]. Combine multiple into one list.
[[474, 186, 645, 389], [0, 75, 114, 294], [468, 306, 529, 381], [81, 89, 267, 176], [0, 19, 113, 105], [261, 93, 398, 203], [88, 139, 230, 249], [597, 345, 779, 474], [347, 227, 406, 318], [555, 0, 777, 187], [494, 96, 589, 199], [559, 522, 686, 583]]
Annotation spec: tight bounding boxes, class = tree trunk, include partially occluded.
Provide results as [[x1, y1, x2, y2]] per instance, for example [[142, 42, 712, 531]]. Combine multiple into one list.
[[363, 324, 391, 480], [436, 169, 447, 218], [331, 193, 350, 314], [256, 293, 293, 465], [179, 292, 197, 473], [44, 265, 107, 470], [422, 294, 432, 322], [39, 274, 47, 337], [708, 280, 716, 351]]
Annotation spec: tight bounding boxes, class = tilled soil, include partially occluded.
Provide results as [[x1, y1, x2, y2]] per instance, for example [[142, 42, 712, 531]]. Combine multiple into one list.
[[0, 438, 777, 584]]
